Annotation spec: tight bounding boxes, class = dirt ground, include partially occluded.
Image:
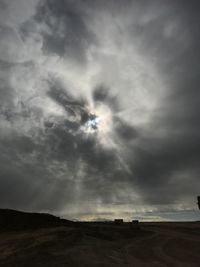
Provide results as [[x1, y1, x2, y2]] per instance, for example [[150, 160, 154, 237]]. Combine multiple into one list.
[[0, 222, 199, 267]]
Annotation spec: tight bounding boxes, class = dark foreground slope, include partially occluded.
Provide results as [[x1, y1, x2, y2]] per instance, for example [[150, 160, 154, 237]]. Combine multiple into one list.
[[0, 210, 200, 267]]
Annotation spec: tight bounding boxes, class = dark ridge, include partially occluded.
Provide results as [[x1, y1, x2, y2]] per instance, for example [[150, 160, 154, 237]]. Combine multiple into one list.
[[0, 209, 75, 231]]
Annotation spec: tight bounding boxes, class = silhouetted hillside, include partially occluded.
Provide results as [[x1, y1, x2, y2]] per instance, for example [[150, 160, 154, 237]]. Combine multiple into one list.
[[0, 209, 74, 231]]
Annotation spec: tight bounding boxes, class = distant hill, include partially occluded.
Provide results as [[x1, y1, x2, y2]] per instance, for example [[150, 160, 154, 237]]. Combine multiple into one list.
[[0, 209, 74, 231]]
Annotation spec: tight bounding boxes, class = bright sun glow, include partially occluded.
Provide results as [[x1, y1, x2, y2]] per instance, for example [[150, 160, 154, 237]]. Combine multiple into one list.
[[86, 115, 100, 130], [82, 102, 113, 144]]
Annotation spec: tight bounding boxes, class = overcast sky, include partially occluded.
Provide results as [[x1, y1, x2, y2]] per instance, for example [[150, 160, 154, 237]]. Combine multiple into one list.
[[0, 0, 200, 221]]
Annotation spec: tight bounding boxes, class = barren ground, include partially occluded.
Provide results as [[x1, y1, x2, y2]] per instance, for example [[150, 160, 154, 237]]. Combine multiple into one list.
[[0, 222, 200, 267]]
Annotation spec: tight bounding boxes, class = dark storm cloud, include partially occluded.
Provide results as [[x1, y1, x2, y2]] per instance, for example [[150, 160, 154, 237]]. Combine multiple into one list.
[[0, 0, 200, 217], [0, 119, 90, 211], [47, 79, 90, 124], [0, 141, 76, 211], [114, 118, 138, 141], [122, 0, 200, 205], [32, 0, 96, 63], [131, 136, 200, 204], [92, 85, 120, 112]]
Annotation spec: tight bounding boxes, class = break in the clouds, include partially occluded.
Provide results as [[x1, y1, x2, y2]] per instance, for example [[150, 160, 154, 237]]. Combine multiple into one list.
[[0, 0, 200, 221]]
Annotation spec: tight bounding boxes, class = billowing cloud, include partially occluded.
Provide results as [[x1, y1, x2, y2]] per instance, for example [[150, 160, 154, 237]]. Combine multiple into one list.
[[0, 0, 199, 221]]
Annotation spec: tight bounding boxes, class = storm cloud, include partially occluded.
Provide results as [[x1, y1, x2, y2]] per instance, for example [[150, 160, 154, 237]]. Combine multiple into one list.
[[0, 0, 199, 221]]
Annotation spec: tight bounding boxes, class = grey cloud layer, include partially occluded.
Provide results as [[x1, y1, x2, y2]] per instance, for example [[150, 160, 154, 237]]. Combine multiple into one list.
[[0, 0, 199, 217]]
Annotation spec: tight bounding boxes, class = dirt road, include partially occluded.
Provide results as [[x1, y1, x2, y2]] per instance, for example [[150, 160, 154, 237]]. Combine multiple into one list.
[[0, 222, 199, 267]]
